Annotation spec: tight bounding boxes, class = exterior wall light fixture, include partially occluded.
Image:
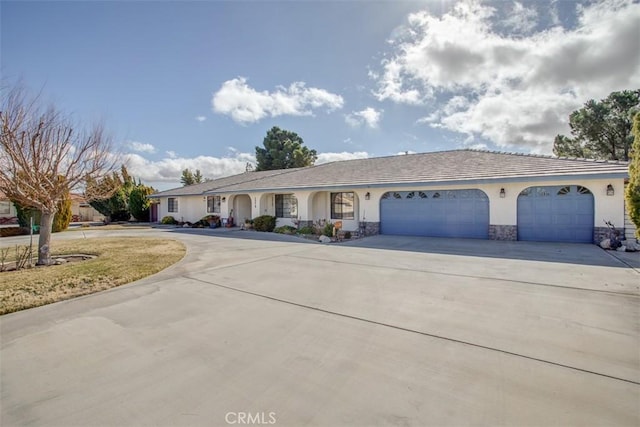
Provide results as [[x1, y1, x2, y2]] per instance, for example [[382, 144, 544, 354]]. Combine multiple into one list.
[[365, 192, 370, 200], [222, 196, 226, 202], [606, 184, 614, 196], [499, 188, 506, 198]]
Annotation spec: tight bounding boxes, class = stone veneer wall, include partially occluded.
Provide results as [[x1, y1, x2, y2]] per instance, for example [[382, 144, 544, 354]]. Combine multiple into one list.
[[360, 221, 380, 236], [489, 225, 517, 241], [593, 226, 624, 244]]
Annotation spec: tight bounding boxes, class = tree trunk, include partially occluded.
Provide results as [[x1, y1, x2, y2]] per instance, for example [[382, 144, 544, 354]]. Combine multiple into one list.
[[37, 212, 55, 265]]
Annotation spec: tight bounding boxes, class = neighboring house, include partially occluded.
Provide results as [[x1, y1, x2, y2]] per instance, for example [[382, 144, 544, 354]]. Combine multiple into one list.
[[0, 192, 105, 224], [70, 193, 105, 222], [149, 150, 632, 244], [0, 191, 18, 225]]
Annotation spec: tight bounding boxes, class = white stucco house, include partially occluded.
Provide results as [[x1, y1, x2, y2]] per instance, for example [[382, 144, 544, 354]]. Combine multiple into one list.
[[0, 191, 19, 225], [149, 150, 634, 243]]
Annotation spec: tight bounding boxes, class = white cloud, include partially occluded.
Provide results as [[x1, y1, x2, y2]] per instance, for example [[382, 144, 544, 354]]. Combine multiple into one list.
[[124, 151, 257, 188], [374, 0, 640, 152], [195, 116, 206, 122], [128, 141, 156, 154], [500, 2, 538, 34], [345, 107, 383, 129], [212, 77, 344, 124], [125, 150, 369, 189], [166, 150, 177, 159], [316, 151, 369, 164]]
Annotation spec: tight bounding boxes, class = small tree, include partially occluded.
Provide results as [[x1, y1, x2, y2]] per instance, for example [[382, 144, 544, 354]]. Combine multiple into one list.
[[0, 83, 117, 265], [181, 168, 204, 186], [626, 112, 640, 239], [129, 183, 155, 221], [52, 191, 72, 232], [87, 166, 134, 222], [255, 126, 317, 171]]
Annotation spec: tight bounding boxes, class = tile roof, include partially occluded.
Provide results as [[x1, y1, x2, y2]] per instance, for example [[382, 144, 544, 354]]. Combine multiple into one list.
[[149, 168, 301, 197], [151, 149, 630, 197], [207, 149, 629, 193]]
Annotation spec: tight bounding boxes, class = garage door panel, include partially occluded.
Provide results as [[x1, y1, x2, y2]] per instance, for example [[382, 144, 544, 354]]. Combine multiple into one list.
[[517, 185, 593, 243], [381, 189, 489, 239]]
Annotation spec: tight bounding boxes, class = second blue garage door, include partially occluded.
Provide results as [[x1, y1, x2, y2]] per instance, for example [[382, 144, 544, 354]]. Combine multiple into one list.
[[517, 185, 594, 243], [380, 189, 489, 238]]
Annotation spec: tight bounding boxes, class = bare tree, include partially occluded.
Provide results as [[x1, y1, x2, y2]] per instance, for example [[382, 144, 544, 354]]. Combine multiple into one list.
[[0, 83, 118, 265]]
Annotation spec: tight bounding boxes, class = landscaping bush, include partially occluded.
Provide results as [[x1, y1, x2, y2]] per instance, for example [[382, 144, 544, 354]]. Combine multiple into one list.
[[322, 221, 334, 238], [129, 184, 155, 221], [161, 215, 178, 225], [194, 215, 221, 228], [297, 225, 314, 235], [52, 194, 72, 232], [15, 194, 71, 233], [253, 215, 277, 232], [274, 225, 297, 234]]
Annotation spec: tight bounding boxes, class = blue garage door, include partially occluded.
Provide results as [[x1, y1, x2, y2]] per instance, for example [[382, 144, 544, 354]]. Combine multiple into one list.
[[517, 185, 594, 243], [380, 190, 489, 238]]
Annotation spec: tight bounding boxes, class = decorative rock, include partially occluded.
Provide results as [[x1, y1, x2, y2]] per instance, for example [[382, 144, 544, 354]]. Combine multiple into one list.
[[629, 243, 640, 252], [319, 235, 331, 243], [599, 239, 611, 249], [53, 258, 68, 265]]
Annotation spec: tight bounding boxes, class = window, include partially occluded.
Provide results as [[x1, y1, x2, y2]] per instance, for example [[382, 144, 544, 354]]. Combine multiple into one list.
[[167, 197, 178, 213], [331, 192, 354, 220], [275, 194, 297, 218], [577, 186, 591, 195], [0, 201, 10, 214], [207, 196, 221, 213]]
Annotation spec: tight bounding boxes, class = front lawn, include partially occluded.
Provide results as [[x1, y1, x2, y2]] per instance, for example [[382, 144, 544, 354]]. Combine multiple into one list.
[[0, 237, 186, 315]]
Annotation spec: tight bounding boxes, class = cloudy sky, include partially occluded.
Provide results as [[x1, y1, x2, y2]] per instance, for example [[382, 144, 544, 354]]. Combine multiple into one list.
[[2, 0, 639, 189]]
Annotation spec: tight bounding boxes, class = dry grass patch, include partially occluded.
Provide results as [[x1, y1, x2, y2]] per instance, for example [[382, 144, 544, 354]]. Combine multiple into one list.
[[0, 237, 185, 315]]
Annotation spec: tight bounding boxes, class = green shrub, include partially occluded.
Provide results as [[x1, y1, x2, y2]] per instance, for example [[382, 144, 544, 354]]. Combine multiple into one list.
[[161, 215, 177, 225], [15, 203, 41, 228], [52, 194, 72, 232], [274, 225, 297, 234], [297, 225, 314, 235], [253, 215, 276, 232], [194, 215, 221, 228], [14, 193, 71, 233], [129, 184, 154, 221], [322, 221, 334, 238]]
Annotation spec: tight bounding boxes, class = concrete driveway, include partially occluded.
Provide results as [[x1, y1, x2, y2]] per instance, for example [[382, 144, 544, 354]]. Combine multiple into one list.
[[1, 229, 639, 426]]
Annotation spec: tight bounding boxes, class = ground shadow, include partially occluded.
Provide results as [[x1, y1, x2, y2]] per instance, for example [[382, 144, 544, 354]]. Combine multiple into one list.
[[164, 226, 638, 269], [341, 234, 639, 269]]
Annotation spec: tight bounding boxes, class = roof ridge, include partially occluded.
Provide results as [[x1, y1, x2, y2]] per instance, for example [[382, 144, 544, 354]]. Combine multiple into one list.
[[203, 167, 305, 193], [464, 148, 628, 164], [314, 148, 474, 167]]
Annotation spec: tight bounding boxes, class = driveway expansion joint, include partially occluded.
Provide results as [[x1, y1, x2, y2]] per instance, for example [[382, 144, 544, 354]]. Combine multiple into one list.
[[186, 274, 640, 387]]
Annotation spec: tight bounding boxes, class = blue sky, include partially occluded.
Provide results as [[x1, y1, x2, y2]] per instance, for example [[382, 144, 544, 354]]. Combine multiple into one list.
[[2, 0, 639, 189]]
